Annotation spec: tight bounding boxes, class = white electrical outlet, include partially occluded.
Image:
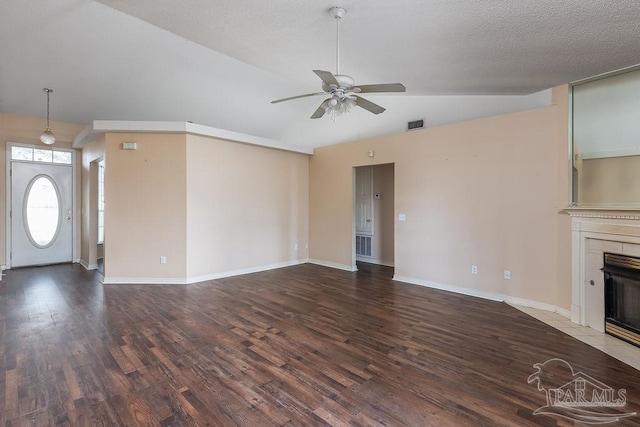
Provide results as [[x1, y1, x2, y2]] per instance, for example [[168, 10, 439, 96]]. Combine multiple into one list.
[[294, 243, 299, 251], [160, 256, 167, 264], [305, 243, 308, 249], [471, 265, 478, 275], [504, 270, 511, 280]]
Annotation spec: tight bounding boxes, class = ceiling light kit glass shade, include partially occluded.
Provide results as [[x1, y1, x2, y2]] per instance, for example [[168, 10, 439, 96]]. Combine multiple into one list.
[[325, 94, 355, 121], [40, 88, 55, 145]]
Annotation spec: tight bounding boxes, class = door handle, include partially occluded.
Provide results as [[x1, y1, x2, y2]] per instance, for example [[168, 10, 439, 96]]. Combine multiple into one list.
[[366, 219, 371, 223]]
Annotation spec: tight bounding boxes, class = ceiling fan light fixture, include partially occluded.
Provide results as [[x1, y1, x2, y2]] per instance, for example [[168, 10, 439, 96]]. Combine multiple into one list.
[[40, 88, 55, 145], [270, 6, 405, 120], [325, 95, 356, 121]]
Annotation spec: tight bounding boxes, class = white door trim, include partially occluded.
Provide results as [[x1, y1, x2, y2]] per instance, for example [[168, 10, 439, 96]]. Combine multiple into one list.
[[5, 142, 78, 269]]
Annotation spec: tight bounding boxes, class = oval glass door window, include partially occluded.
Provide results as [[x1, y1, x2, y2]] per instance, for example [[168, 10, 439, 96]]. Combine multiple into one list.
[[24, 176, 61, 247]]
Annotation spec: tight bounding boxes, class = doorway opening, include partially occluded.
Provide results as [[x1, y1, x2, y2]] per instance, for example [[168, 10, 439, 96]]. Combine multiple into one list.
[[354, 163, 395, 272]]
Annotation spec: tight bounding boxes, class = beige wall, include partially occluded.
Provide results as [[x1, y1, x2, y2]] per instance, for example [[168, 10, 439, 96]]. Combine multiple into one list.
[[553, 86, 572, 312], [0, 113, 84, 267], [580, 155, 640, 205], [80, 135, 105, 267], [99, 132, 308, 283], [103, 133, 187, 281], [1, 114, 308, 282], [3, 101, 572, 313], [185, 135, 309, 279], [372, 163, 394, 266], [309, 86, 572, 310]]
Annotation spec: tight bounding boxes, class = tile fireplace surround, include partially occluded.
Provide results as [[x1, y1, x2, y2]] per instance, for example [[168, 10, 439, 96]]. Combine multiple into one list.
[[567, 207, 640, 331]]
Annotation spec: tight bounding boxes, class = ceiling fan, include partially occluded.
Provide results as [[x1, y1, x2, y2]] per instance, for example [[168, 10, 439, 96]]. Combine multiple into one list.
[[271, 7, 406, 121]]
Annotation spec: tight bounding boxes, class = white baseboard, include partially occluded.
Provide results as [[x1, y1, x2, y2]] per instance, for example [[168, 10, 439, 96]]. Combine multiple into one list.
[[356, 258, 394, 267], [393, 275, 504, 301], [79, 259, 98, 271], [308, 259, 357, 272], [503, 295, 572, 319], [103, 259, 310, 285], [103, 277, 188, 285], [393, 275, 571, 319], [185, 259, 309, 284]]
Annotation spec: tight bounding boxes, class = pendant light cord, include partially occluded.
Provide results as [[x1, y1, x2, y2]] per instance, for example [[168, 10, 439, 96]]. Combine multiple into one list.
[[46, 89, 50, 129]]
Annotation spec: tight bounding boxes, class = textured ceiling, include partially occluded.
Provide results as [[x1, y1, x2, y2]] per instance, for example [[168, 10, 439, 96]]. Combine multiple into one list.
[[95, 0, 640, 95], [1, 1, 639, 149]]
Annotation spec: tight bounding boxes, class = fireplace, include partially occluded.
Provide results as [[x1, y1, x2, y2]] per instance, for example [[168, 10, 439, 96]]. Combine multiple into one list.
[[603, 253, 640, 347]]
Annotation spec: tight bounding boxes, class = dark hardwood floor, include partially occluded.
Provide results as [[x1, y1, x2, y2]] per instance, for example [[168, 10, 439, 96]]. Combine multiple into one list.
[[1, 262, 639, 426]]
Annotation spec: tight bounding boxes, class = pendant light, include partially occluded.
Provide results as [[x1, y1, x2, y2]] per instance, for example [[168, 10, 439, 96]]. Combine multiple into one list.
[[40, 88, 55, 145]]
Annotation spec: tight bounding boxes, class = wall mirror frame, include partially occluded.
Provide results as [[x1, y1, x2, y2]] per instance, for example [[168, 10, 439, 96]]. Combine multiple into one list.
[[570, 63, 640, 209]]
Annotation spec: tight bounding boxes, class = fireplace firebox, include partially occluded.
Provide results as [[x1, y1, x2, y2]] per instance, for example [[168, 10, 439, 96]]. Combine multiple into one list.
[[603, 253, 640, 348]]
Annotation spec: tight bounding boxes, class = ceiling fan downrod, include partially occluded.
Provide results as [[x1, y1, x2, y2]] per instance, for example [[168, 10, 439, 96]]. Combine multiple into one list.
[[330, 7, 346, 76]]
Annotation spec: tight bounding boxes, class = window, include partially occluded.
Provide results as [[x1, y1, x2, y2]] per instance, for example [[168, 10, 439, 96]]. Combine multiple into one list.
[[11, 146, 33, 161], [53, 151, 72, 164], [11, 146, 72, 164], [98, 160, 105, 244], [33, 149, 53, 163], [25, 176, 61, 247]]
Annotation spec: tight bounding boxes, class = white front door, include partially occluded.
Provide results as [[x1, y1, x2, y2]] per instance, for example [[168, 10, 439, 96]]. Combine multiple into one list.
[[11, 162, 73, 267]]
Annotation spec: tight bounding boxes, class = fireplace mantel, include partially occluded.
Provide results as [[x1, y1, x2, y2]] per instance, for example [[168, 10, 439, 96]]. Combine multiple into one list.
[[566, 206, 640, 221], [567, 207, 640, 328]]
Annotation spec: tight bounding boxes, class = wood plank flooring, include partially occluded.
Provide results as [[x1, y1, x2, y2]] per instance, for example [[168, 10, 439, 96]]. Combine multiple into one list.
[[1, 262, 639, 426]]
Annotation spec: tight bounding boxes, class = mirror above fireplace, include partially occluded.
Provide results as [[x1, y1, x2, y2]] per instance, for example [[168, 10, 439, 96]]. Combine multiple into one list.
[[571, 65, 640, 208]]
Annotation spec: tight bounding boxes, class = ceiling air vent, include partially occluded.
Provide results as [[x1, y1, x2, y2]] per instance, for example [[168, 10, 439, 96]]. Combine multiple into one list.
[[407, 119, 424, 131]]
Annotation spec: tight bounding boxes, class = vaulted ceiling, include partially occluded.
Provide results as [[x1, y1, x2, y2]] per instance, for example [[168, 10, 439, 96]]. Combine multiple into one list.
[[1, 1, 639, 149]]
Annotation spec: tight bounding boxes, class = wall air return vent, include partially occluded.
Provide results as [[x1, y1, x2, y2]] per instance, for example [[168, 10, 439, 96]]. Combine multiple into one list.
[[407, 119, 425, 131], [356, 235, 372, 257]]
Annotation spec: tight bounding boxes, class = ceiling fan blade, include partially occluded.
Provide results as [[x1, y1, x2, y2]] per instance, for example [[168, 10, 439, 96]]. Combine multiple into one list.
[[310, 99, 329, 119], [271, 92, 326, 104], [313, 70, 340, 87], [354, 95, 386, 115], [355, 83, 406, 93]]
